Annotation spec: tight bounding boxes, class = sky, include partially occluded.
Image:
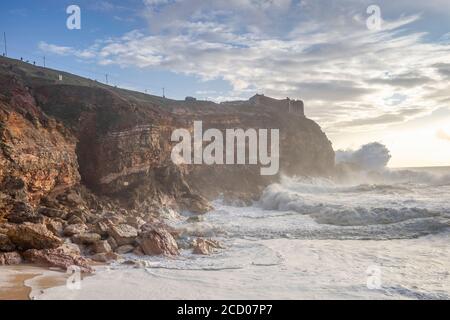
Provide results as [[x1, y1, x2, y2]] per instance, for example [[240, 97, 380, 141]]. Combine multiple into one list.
[[0, 0, 449, 167]]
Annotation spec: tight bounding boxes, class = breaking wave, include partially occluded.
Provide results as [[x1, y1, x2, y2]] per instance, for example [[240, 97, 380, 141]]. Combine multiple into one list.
[[258, 175, 450, 228]]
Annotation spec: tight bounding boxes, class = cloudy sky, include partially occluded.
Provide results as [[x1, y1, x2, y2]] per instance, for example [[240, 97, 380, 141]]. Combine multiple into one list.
[[1, 0, 450, 167]]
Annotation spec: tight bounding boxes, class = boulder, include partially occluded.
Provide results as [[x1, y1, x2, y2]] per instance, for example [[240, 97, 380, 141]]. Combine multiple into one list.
[[0, 252, 22, 265], [141, 221, 181, 239], [37, 207, 67, 219], [0, 233, 15, 252], [115, 245, 134, 254], [67, 210, 88, 224], [67, 214, 85, 225], [7, 201, 44, 224], [106, 236, 118, 250], [92, 220, 110, 237], [101, 214, 125, 226], [59, 243, 81, 256], [91, 252, 121, 263], [132, 246, 145, 256], [91, 240, 112, 254], [72, 233, 101, 245], [45, 219, 64, 236], [7, 223, 63, 250], [138, 227, 179, 256], [108, 224, 138, 246], [192, 238, 223, 255], [65, 191, 85, 207], [125, 216, 146, 230], [23, 248, 93, 273], [180, 194, 213, 214], [63, 223, 87, 237]]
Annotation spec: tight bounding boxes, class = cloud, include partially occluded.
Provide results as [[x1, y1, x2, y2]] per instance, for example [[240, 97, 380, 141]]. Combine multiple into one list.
[[334, 108, 425, 128], [369, 73, 434, 88], [433, 63, 450, 79], [38, 42, 73, 56], [38, 0, 450, 133], [38, 42, 97, 59]]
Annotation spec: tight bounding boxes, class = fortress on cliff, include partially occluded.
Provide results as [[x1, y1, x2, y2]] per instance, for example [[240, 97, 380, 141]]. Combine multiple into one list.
[[221, 94, 305, 116], [249, 94, 304, 116]]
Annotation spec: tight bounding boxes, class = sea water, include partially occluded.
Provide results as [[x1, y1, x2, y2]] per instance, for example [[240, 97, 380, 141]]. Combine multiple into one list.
[[35, 167, 450, 300]]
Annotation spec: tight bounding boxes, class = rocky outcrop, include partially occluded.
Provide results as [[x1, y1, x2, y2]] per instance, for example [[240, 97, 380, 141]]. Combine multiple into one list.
[[0, 251, 22, 265], [0, 56, 335, 267], [23, 248, 93, 273], [192, 238, 223, 255], [108, 224, 138, 246], [1, 56, 334, 209], [7, 223, 63, 250], [0, 80, 80, 206], [137, 227, 179, 256]]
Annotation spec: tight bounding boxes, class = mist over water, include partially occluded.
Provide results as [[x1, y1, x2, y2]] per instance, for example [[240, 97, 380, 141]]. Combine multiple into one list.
[[335, 142, 392, 171], [142, 143, 450, 270], [38, 143, 450, 299]]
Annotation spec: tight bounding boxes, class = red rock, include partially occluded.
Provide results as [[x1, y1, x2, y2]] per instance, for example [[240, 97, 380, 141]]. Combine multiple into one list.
[[0, 233, 15, 252], [71, 233, 101, 245], [138, 227, 179, 256], [192, 238, 223, 255], [63, 223, 87, 237], [38, 207, 67, 219], [0, 252, 22, 265], [6, 201, 44, 224], [91, 240, 112, 254], [179, 194, 213, 214], [132, 246, 145, 256], [125, 216, 146, 230], [106, 236, 118, 250], [115, 245, 134, 254], [7, 222, 63, 250], [108, 224, 138, 246], [91, 252, 121, 263], [23, 248, 93, 273], [45, 218, 64, 236]]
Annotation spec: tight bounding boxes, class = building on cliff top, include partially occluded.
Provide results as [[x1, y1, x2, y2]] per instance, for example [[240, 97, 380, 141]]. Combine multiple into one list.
[[249, 94, 304, 116], [221, 94, 305, 116]]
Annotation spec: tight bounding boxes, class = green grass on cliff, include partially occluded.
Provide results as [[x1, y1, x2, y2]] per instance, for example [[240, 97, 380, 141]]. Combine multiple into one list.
[[0, 56, 173, 106]]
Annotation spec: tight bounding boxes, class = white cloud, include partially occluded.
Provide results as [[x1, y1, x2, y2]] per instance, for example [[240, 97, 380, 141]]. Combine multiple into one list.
[[38, 41, 97, 59], [38, 0, 450, 135]]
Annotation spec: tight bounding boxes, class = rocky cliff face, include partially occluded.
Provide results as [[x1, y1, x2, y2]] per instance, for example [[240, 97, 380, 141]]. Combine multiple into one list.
[[0, 72, 80, 207], [0, 56, 334, 268]]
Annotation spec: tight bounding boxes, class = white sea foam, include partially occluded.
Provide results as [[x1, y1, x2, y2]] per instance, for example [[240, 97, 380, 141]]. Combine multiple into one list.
[[33, 163, 450, 300]]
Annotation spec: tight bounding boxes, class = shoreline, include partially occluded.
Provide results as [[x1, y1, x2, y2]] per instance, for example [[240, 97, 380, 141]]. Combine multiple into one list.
[[0, 265, 69, 300], [29, 234, 450, 300]]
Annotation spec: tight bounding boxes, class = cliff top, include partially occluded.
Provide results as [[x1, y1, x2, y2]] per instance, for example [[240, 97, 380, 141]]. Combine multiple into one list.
[[0, 56, 304, 116]]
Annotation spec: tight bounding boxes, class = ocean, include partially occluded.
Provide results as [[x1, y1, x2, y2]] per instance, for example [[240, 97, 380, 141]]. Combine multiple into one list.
[[34, 166, 450, 300]]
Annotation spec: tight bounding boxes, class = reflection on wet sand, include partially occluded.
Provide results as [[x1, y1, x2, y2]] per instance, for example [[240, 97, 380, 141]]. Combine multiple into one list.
[[0, 265, 68, 300]]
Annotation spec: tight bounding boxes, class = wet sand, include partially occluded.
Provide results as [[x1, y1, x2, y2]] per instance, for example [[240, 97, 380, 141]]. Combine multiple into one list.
[[0, 265, 68, 300]]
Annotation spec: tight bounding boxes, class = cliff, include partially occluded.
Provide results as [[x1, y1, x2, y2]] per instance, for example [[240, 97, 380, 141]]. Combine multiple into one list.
[[0, 56, 334, 268], [0, 56, 334, 205]]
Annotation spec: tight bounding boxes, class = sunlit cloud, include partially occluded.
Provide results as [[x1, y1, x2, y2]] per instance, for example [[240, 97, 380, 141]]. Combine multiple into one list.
[[436, 128, 450, 141], [38, 0, 450, 138]]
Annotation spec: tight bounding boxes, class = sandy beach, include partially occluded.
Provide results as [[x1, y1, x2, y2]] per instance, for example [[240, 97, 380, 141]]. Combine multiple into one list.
[[0, 265, 69, 300], [29, 235, 450, 300]]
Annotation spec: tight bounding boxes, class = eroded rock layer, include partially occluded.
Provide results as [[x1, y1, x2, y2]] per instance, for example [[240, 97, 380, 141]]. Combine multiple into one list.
[[0, 56, 334, 269]]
